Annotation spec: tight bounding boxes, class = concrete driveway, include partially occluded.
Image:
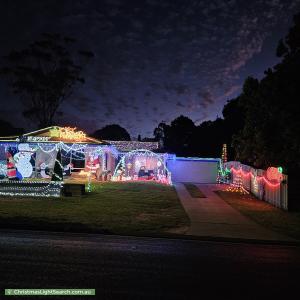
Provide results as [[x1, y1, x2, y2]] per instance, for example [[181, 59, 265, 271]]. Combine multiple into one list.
[[175, 183, 294, 242]]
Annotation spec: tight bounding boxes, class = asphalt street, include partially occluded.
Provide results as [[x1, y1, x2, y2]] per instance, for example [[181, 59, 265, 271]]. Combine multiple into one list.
[[1, 230, 300, 299]]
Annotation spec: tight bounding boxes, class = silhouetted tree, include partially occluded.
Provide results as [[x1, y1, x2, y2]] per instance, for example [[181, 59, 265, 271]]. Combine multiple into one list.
[[170, 116, 196, 156], [154, 116, 196, 156], [0, 33, 94, 128], [229, 13, 300, 210], [192, 118, 226, 158], [154, 112, 243, 159], [142, 137, 156, 142], [233, 13, 300, 172], [92, 124, 131, 141], [0, 119, 24, 136], [222, 96, 246, 159], [154, 122, 170, 149]]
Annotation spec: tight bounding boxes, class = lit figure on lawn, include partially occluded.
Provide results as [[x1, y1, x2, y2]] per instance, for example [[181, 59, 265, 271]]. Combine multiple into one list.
[[13, 143, 33, 178]]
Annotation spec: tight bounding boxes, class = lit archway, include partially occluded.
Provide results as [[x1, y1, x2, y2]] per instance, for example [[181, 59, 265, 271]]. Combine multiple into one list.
[[112, 149, 171, 184]]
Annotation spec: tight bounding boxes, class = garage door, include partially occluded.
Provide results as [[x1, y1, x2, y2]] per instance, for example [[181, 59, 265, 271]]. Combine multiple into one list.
[[166, 158, 219, 183]]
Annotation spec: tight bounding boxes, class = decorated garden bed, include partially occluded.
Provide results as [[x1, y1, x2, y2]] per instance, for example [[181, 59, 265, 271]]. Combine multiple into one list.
[[0, 180, 63, 197]]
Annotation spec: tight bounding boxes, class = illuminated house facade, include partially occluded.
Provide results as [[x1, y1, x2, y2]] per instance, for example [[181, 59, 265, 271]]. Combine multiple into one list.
[[0, 126, 118, 180], [0, 126, 170, 184], [0, 126, 219, 189]]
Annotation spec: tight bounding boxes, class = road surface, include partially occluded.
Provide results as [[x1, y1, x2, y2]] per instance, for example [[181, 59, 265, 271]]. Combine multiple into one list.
[[1, 230, 300, 299]]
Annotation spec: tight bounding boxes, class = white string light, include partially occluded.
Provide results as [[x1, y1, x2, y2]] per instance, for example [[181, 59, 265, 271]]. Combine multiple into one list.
[[112, 149, 171, 184], [52, 157, 63, 181], [0, 181, 63, 197], [0, 141, 167, 197]]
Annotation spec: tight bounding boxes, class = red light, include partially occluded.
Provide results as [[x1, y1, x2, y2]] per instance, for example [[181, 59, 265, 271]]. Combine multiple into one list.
[[230, 167, 280, 188]]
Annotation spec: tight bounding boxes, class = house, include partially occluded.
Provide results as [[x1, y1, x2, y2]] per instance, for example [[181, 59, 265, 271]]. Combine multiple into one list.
[[0, 126, 117, 180], [0, 126, 220, 196], [0, 126, 171, 184]]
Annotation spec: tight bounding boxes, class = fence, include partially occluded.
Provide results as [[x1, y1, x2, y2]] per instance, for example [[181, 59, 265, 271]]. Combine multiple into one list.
[[224, 161, 288, 210]]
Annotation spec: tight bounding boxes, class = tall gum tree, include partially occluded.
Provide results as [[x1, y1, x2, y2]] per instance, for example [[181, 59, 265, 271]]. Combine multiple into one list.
[[0, 33, 94, 128]]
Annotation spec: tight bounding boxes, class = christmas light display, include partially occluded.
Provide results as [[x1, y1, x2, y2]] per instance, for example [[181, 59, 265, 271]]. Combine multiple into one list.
[[216, 160, 223, 184], [40, 163, 51, 178], [266, 167, 283, 182], [36, 142, 118, 159], [63, 163, 73, 176], [87, 171, 92, 192], [0, 141, 119, 186], [217, 144, 228, 184], [226, 166, 249, 194], [0, 161, 7, 177], [14, 126, 92, 144], [0, 127, 119, 197], [13, 143, 34, 178], [105, 140, 159, 152], [86, 153, 101, 171], [51, 150, 63, 181], [252, 169, 259, 195], [224, 163, 283, 199], [50, 126, 86, 141], [221, 144, 227, 163], [112, 149, 171, 185], [0, 181, 63, 197], [230, 166, 282, 188], [6, 152, 16, 180]]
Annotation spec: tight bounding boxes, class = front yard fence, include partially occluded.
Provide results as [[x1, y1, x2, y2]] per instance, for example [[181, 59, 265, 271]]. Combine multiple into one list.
[[224, 161, 288, 210]]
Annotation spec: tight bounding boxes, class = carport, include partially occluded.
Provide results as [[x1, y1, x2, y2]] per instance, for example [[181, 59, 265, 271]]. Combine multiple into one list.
[[166, 157, 219, 183]]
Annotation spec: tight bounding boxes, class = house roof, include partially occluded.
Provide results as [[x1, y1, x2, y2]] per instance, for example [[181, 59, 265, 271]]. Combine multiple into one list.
[[0, 126, 108, 145], [104, 140, 159, 152]]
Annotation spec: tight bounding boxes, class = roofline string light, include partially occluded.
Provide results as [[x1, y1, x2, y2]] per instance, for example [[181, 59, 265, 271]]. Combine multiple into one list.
[[36, 142, 119, 158]]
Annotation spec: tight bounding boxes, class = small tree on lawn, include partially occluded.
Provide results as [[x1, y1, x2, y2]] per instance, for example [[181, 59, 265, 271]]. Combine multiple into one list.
[[51, 150, 63, 181]]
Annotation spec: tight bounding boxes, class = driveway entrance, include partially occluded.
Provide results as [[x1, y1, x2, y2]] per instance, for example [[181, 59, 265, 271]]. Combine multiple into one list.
[[175, 183, 294, 241]]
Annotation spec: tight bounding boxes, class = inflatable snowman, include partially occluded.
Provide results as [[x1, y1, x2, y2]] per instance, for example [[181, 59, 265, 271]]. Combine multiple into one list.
[[14, 143, 33, 178]]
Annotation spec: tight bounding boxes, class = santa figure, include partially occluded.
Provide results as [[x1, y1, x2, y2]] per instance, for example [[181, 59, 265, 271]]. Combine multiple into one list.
[[6, 152, 17, 180], [86, 154, 100, 177]]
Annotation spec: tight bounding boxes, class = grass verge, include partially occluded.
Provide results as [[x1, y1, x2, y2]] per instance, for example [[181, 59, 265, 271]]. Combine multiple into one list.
[[0, 181, 189, 236], [184, 183, 206, 198], [216, 191, 300, 240]]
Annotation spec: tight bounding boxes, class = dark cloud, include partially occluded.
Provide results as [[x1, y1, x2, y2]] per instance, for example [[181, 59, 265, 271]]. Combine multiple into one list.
[[0, 0, 300, 136], [176, 102, 185, 108]]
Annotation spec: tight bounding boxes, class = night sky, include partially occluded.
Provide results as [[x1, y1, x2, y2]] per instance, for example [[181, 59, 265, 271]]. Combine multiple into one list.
[[0, 0, 300, 138]]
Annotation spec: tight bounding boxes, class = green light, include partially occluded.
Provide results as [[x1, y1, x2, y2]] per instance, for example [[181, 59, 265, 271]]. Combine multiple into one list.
[[278, 166, 283, 173]]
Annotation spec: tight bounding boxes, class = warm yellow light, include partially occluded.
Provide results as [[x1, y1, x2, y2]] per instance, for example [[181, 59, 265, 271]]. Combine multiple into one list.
[[78, 170, 89, 176], [50, 127, 86, 141]]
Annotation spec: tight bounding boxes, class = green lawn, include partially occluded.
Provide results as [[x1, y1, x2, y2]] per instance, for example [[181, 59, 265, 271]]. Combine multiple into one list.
[[184, 183, 206, 198], [216, 191, 300, 240], [0, 182, 189, 236]]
